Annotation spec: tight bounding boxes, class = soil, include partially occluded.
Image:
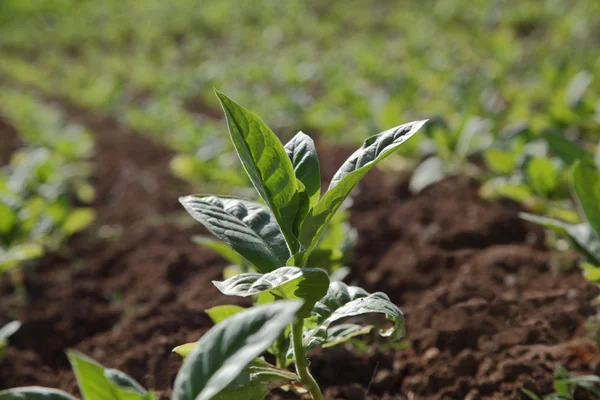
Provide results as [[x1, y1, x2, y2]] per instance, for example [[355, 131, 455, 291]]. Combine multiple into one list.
[[1, 114, 599, 400], [0, 116, 21, 167]]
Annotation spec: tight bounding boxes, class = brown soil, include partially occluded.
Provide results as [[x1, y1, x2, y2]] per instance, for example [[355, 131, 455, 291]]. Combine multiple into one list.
[[0, 116, 21, 167], [1, 118, 599, 400]]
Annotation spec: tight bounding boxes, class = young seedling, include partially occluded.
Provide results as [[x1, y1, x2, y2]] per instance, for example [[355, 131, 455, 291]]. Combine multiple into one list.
[[174, 90, 426, 399]]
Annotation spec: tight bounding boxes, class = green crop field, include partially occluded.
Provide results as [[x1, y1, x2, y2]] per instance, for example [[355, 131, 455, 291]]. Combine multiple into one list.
[[1, 1, 600, 399]]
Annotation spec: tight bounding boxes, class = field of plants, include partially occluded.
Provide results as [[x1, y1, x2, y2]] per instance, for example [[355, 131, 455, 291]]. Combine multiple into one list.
[[1, 1, 600, 399]]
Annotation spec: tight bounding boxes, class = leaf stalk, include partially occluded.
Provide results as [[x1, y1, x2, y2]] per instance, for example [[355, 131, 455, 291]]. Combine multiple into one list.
[[291, 319, 323, 400]]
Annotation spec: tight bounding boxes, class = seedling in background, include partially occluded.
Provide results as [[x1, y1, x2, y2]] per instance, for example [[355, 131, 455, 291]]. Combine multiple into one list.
[[522, 365, 600, 400], [173, 90, 425, 399], [522, 160, 600, 343], [0, 350, 156, 400]]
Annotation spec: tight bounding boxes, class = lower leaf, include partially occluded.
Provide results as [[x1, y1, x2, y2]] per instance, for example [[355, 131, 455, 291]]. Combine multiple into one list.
[[0, 388, 78, 400]]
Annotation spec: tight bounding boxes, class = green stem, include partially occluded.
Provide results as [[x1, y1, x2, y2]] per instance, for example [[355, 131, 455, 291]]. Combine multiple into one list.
[[291, 319, 323, 400]]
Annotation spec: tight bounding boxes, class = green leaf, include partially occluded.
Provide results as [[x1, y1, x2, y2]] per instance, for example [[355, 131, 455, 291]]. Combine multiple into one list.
[[284, 132, 321, 231], [205, 305, 246, 324], [483, 149, 516, 176], [520, 213, 600, 265], [172, 300, 303, 400], [213, 266, 329, 317], [173, 343, 196, 359], [215, 90, 300, 252], [298, 121, 426, 257], [572, 162, 600, 237], [304, 282, 405, 349], [0, 387, 78, 400], [0, 201, 16, 236], [67, 350, 152, 400], [525, 157, 559, 198], [174, 305, 254, 358], [212, 359, 301, 400], [61, 208, 96, 235], [320, 324, 373, 348], [480, 178, 534, 203], [179, 196, 288, 273], [192, 236, 246, 266], [210, 377, 267, 400]]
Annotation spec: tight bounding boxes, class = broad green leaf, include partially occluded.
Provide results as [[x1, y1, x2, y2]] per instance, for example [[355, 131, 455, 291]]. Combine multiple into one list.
[[215, 90, 300, 252], [62, 208, 96, 235], [213, 266, 329, 317], [67, 350, 152, 400], [543, 131, 593, 166], [175, 304, 261, 359], [0, 201, 15, 236], [210, 377, 266, 400], [525, 157, 559, 198], [192, 236, 246, 266], [172, 300, 303, 400], [298, 121, 426, 257], [483, 149, 516, 176], [284, 131, 321, 211], [572, 162, 600, 238], [179, 196, 288, 273], [205, 305, 245, 324], [305, 282, 405, 348], [0, 387, 78, 400], [520, 213, 600, 265]]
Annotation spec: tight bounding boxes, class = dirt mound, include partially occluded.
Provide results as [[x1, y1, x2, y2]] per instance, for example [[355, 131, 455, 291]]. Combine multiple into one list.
[[1, 119, 599, 399], [313, 174, 600, 399]]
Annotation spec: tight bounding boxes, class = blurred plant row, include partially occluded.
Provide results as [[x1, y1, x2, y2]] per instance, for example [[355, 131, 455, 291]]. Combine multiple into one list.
[[0, 87, 96, 274], [0, 0, 598, 308]]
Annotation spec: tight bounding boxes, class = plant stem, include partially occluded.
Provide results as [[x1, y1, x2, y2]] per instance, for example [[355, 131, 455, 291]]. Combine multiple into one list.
[[291, 319, 323, 400]]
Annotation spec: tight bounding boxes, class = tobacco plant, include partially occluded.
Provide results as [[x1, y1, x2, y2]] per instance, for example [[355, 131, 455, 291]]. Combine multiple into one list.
[[168, 90, 425, 399]]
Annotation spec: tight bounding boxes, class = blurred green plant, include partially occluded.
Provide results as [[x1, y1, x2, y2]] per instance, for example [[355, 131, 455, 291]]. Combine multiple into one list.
[[0, 88, 95, 273]]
